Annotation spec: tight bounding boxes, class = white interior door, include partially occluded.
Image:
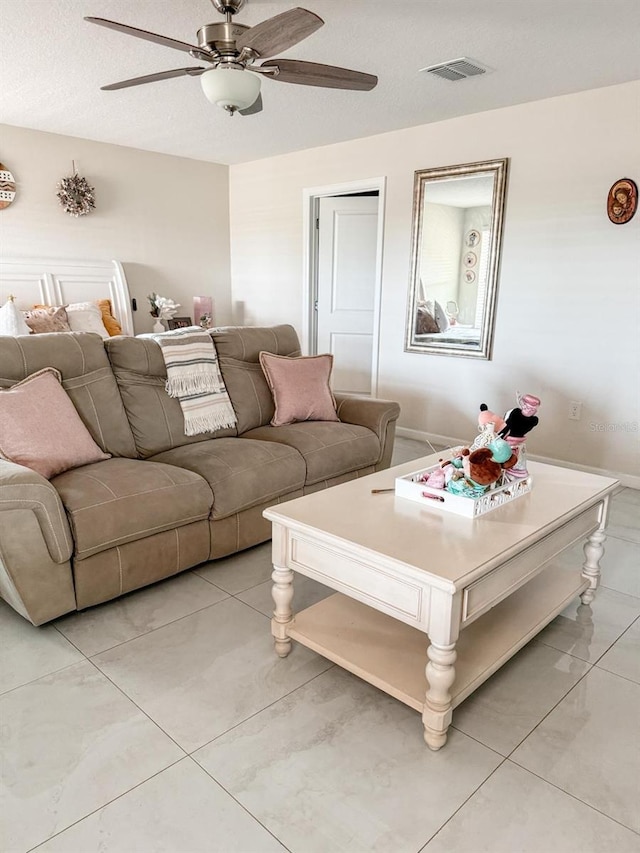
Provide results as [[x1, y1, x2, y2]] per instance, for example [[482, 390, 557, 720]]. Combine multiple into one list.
[[316, 195, 379, 395]]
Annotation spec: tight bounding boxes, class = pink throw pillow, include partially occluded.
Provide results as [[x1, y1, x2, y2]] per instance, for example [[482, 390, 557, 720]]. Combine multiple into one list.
[[0, 368, 111, 479], [259, 352, 339, 427]]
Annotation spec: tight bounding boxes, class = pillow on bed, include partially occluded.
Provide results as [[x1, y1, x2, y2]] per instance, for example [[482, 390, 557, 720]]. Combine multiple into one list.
[[0, 368, 110, 478], [96, 299, 123, 336], [65, 302, 111, 338], [34, 301, 120, 337], [0, 298, 32, 336], [23, 306, 71, 334], [415, 307, 439, 334]]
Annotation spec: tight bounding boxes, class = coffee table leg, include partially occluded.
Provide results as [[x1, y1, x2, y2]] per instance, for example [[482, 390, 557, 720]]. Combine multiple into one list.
[[423, 641, 457, 750], [580, 529, 606, 605], [271, 565, 294, 658]]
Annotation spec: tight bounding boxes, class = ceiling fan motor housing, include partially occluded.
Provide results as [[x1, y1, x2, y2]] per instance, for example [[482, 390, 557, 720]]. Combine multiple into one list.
[[197, 21, 249, 52]]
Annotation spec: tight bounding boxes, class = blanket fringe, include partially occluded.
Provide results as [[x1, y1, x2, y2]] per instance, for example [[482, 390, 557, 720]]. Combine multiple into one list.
[[165, 372, 221, 398], [183, 412, 237, 436]]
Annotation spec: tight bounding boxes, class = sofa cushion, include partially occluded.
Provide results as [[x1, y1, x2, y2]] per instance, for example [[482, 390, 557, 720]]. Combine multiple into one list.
[[0, 368, 110, 479], [0, 332, 137, 458], [73, 522, 211, 609], [105, 336, 237, 458], [151, 437, 306, 520], [241, 422, 381, 486], [213, 325, 301, 434], [52, 457, 213, 560]]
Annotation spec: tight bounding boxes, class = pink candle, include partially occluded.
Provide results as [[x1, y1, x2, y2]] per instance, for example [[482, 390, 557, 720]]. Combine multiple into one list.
[[193, 296, 214, 328]]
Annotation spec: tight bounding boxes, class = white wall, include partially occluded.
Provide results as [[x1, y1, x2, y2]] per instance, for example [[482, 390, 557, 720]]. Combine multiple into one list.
[[0, 125, 232, 333], [229, 82, 640, 480]]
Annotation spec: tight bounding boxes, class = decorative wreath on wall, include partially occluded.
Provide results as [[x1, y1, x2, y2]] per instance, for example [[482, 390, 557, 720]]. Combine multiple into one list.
[[56, 164, 95, 218]]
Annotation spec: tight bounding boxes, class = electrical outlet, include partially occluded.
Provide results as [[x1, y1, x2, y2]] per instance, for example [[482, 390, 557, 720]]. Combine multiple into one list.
[[568, 401, 582, 420]]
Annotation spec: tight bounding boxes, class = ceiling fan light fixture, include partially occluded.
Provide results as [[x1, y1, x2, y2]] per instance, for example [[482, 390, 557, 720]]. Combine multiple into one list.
[[200, 67, 261, 112]]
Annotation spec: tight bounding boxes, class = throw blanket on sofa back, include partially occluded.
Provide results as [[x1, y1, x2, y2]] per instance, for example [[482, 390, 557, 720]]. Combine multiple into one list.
[[151, 327, 237, 436]]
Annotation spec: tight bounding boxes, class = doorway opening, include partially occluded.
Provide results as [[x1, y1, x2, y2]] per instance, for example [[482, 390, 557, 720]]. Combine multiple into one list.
[[303, 178, 386, 396]]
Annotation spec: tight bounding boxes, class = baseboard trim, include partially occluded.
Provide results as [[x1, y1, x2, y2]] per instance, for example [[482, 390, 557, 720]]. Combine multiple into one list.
[[395, 426, 639, 490]]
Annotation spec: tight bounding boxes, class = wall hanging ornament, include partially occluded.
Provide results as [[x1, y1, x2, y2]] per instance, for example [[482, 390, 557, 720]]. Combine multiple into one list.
[[56, 161, 96, 218], [0, 163, 17, 209], [607, 178, 637, 225]]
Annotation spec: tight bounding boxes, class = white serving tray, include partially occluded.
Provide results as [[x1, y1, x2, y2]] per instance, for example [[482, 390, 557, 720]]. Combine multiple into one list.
[[395, 464, 533, 518]]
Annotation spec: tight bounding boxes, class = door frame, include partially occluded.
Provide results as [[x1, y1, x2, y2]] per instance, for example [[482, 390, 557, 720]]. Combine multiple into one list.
[[302, 177, 386, 396]]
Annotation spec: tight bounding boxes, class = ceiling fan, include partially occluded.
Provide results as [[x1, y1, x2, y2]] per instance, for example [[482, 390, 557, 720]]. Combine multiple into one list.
[[86, 0, 378, 116]]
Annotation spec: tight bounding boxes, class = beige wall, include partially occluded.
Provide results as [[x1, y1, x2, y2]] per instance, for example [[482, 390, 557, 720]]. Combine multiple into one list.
[[0, 125, 231, 333], [229, 82, 640, 480]]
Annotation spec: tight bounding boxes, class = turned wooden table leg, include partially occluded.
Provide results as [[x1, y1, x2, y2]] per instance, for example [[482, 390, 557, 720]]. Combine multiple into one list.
[[580, 529, 606, 605], [423, 640, 457, 750], [271, 564, 294, 657]]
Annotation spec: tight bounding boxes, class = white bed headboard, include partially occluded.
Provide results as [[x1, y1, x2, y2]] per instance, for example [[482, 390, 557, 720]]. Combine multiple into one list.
[[0, 257, 135, 336]]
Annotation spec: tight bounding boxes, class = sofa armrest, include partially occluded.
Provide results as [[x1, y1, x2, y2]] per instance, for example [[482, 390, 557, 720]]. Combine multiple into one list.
[[334, 395, 401, 470], [0, 460, 77, 624], [0, 459, 73, 564]]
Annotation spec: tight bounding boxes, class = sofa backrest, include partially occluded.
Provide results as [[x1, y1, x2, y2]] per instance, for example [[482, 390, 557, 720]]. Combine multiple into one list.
[[213, 325, 301, 434], [104, 325, 301, 456], [0, 332, 137, 458], [105, 335, 238, 458]]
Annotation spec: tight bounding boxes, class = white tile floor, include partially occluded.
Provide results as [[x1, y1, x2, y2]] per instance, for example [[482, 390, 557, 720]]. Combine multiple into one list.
[[1, 438, 639, 853]]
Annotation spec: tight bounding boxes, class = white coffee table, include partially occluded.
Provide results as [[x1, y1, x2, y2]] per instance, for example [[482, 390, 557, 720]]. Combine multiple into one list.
[[263, 457, 618, 749]]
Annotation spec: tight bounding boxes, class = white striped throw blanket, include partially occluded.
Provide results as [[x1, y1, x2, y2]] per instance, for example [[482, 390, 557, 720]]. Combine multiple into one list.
[[151, 326, 237, 436]]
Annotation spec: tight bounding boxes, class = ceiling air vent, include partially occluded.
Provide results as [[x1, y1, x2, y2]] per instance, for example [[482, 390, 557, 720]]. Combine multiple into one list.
[[421, 58, 489, 82]]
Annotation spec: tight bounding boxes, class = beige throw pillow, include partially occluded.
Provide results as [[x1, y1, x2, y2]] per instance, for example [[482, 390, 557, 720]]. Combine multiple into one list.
[[66, 302, 111, 338], [0, 368, 111, 479], [23, 306, 71, 334], [259, 352, 339, 427]]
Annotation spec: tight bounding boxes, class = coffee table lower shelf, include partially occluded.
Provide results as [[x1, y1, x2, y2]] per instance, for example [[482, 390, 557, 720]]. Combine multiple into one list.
[[287, 563, 589, 713]]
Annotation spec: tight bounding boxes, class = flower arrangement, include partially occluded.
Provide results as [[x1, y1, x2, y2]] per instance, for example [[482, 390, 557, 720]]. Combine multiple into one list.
[[147, 292, 180, 320]]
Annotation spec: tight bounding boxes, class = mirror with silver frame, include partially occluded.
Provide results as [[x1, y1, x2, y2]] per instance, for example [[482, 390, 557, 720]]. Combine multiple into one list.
[[405, 158, 509, 359]]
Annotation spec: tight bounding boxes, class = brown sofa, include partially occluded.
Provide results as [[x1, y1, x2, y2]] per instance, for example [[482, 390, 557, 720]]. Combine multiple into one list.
[[0, 325, 400, 625]]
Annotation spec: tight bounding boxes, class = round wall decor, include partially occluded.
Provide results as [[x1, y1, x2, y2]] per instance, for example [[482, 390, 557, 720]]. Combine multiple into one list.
[[56, 166, 96, 218], [463, 251, 477, 268], [0, 163, 17, 210], [607, 178, 637, 225], [464, 269, 476, 283], [465, 229, 480, 248]]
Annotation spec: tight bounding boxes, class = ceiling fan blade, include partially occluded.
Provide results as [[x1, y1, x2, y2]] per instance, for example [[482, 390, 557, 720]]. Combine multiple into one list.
[[101, 67, 205, 91], [85, 17, 204, 55], [261, 59, 377, 91], [236, 8, 323, 59], [239, 92, 263, 116]]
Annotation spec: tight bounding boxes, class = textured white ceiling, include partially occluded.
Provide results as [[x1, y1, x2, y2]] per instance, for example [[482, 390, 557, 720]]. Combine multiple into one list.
[[1, 0, 639, 165]]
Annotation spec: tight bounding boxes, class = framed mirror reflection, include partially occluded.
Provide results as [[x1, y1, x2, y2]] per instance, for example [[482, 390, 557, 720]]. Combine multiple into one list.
[[405, 158, 509, 359]]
